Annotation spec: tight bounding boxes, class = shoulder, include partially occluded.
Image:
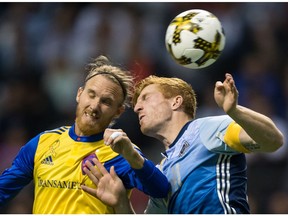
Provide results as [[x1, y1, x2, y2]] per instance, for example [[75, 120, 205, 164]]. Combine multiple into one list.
[[37, 126, 70, 144], [195, 116, 240, 154], [42, 126, 70, 136], [194, 115, 233, 134], [195, 115, 232, 125]]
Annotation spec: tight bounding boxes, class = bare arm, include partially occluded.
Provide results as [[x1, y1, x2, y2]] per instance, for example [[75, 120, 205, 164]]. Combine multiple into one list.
[[81, 158, 135, 214], [104, 129, 144, 169], [214, 73, 283, 152], [103, 129, 169, 198]]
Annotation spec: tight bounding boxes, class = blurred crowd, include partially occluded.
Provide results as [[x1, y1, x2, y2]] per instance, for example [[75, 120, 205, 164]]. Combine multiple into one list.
[[0, 2, 287, 214]]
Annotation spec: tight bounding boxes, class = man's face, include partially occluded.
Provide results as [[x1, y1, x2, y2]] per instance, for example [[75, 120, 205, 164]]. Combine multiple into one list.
[[75, 75, 124, 136], [133, 84, 174, 137]]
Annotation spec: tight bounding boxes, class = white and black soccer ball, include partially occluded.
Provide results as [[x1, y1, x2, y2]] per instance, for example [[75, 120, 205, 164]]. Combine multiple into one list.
[[165, 9, 226, 69]]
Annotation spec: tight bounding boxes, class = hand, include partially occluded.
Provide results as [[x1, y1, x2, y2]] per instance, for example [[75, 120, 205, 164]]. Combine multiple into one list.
[[214, 73, 239, 114], [104, 129, 135, 158], [104, 129, 145, 169], [81, 158, 128, 209], [214, 73, 283, 153]]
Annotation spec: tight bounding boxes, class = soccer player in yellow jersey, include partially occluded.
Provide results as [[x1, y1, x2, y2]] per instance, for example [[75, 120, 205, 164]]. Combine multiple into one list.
[[0, 56, 169, 213]]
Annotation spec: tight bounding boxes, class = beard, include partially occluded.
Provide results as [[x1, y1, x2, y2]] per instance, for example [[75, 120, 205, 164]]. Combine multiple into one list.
[[75, 105, 103, 136]]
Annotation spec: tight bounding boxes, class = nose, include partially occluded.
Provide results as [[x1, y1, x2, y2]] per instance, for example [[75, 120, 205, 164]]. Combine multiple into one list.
[[133, 101, 142, 113], [90, 98, 100, 110]]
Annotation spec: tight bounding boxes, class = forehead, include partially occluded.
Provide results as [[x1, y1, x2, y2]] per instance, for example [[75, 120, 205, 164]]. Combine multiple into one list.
[[86, 75, 123, 96], [139, 84, 160, 95], [138, 84, 166, 101]]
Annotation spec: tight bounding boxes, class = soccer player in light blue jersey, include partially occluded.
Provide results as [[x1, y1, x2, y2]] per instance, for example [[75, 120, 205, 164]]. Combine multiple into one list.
[[82, 73, 283, 214], [0, 56, 169, 214]]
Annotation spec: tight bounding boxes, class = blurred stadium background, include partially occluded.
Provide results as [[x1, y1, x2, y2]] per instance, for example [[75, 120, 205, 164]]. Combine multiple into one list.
[[0, 2, 287, 213]]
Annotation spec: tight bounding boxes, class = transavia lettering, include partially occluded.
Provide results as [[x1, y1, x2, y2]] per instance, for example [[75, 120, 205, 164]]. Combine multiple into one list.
[[37, 177, 81, 190]]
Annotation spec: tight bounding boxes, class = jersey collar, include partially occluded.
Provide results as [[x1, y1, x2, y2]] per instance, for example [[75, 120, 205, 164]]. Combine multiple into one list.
[[168, 120, 192, 149], [69, 124, 104, 142]]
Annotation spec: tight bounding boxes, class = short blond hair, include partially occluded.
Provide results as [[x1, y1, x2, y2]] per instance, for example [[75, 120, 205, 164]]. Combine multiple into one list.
[[133, 75, 197, 119], [84, 56, 134, 108]]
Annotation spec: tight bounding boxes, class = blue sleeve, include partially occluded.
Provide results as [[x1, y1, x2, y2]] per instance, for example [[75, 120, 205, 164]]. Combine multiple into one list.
[[0, 134, 39, 206], [132, 158, 170, 198], [104, 153, 169, 198]]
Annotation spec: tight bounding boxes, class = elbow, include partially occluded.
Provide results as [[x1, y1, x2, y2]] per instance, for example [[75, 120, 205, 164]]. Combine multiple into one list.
[[148, 177, 170, 198], [152, 181, 170, 198], [160, 181, 170, 198], [147, 175, 170, 198], [269, 131, 284, 152], [276, 131, 284, 149]]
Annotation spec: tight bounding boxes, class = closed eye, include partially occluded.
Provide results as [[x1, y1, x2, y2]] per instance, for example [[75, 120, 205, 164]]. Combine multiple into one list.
[[141, 94, 150, 102], [87, 89, 96, 99], [100, 97, 113, 106]]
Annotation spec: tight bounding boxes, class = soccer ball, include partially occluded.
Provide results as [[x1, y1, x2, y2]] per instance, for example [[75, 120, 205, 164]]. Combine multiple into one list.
[[165, 9, 226, 69]]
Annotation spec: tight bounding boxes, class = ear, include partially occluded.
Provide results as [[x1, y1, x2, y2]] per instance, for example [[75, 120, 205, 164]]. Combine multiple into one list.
[[171, 95, 183, 111], [76, 87, 84, 103], [116, 104, 125, 118]]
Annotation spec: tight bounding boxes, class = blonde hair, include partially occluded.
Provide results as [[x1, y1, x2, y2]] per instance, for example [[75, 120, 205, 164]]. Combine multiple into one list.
[[84, 56, 134, 108], [133, 75, 197, 119]]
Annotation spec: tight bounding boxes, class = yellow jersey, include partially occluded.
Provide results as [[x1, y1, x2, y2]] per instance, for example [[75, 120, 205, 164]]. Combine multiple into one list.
[[0, 125, 169, 213]]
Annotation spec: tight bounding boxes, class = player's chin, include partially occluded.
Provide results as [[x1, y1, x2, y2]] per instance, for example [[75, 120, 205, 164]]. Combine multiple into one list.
[[139, 124, 146, 133], [78, 119, 103, 135], [140, 125, 153, 137]]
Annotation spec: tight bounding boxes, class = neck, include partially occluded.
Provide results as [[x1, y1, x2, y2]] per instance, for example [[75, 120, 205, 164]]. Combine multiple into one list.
[[154, 115, 192, 150]]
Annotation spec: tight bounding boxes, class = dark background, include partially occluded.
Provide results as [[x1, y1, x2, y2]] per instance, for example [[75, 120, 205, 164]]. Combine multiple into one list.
[[0, 2, 287, 213]]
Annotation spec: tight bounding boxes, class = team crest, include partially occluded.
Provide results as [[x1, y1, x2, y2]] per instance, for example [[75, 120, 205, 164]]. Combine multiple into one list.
[[81, 153, 97, 174]]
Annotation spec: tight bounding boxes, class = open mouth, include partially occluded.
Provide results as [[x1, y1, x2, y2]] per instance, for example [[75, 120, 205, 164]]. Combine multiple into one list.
[[85, 111, 97, 119], [139, 115, 144, 121]]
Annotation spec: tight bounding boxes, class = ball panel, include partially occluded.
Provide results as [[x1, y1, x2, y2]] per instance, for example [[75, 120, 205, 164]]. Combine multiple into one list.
[[183, 48, 204, 62]]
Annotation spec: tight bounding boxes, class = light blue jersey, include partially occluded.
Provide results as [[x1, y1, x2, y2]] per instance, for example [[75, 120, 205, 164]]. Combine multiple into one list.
[[145, 115, 250, 214]]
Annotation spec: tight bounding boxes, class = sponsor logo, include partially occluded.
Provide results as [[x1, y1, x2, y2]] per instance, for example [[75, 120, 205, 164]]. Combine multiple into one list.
[[41, 155, 54, 165], [37, 177, 81, 190]]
